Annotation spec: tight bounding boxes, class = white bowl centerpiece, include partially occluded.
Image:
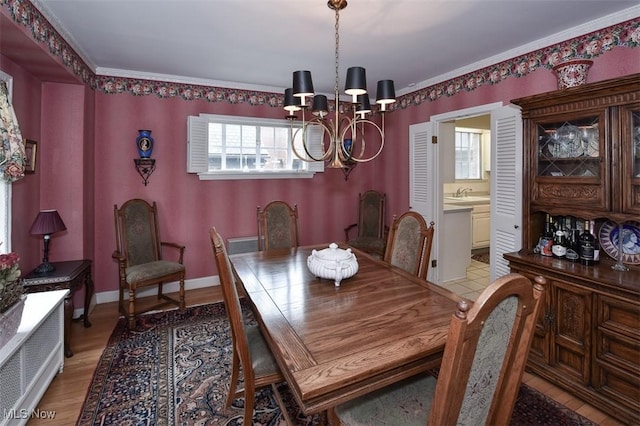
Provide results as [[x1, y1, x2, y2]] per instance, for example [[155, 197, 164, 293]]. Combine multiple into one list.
[[307, 243, 358, 287]]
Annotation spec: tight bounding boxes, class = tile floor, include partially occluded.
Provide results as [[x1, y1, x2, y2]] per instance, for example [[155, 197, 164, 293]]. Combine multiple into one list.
[[440, 259, 490, 301]]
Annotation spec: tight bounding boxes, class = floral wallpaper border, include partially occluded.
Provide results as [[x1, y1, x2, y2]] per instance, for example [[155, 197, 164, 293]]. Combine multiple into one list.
[[3, 0, 640, 112]]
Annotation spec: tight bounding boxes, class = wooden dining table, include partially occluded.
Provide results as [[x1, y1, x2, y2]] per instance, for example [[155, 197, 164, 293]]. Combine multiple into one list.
[[230, 244, 462, 414]]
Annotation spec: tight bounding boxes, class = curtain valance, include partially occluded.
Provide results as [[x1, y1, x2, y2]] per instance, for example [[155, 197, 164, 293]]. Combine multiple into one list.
[[0, 81, 25, 182]]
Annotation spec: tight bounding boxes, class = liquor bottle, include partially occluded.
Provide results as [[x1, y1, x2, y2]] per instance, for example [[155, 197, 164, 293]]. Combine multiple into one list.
[[552, 216, 567, 259], [566, 228, 581, 262], [563, 217, 572, 240], [540, 214, 554, 257], [591, 220, 600, 264], [565, 217, 580, 262], [580, 220, 595, 266]]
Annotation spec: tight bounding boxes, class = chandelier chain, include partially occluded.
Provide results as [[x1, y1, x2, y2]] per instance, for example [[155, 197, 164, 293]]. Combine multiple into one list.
[[334, 8, 340, 110]]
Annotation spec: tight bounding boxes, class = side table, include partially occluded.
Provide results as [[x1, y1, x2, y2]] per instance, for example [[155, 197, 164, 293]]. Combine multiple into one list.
[[22, 259, 94, 357]]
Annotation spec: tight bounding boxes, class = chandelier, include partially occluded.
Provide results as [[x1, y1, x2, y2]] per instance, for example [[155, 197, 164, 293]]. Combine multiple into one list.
[[283, 0, 396, 178]]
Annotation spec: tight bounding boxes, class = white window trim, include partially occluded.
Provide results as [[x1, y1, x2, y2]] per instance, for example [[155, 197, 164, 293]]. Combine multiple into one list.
[[0, 70, 13, 253], [187, 113, 323, 180], [196, 170, 315, 180]]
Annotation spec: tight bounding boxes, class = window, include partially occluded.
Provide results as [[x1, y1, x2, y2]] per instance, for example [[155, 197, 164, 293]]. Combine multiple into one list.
[[455, 129, 482, 180], [187, 114, 323, 180]]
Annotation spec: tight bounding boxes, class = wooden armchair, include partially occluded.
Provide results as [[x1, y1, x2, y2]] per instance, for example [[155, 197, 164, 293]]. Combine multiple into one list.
[[344, 190, 387, 257], [256, 201, 299, 251], [384, 211, 435, 279], [330, 273, 547, 425], [112, 199, 185, 328]]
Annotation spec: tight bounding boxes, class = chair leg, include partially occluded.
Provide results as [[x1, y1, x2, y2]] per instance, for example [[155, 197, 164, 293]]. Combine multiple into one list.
[[157, 282, 163, 299], [179, 275, 186, 309], [226, 351, 240, 409], [243, 381, 255, 426], [128, 288, 136, 328], [327, 407, 343, 425], [118, 285, 125, 317], [271, 383, 294, 426]]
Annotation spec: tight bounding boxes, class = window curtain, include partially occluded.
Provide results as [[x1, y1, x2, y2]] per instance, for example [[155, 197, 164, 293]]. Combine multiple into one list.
[[0, 80, 25, 182]]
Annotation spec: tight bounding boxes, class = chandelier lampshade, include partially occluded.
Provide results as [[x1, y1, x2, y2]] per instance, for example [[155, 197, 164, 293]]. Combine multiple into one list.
[[376, 80, 396, 111], [312, 95, 329, 118], [356, 95, 371, 118], [345, 67, 367, 100], [284, 88, 302, 115], [293, 70, 314, 103], [284, 0, 396, 176]]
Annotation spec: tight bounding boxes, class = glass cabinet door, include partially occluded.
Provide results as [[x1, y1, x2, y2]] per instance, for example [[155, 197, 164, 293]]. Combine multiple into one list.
[[537, 115, 601, 178], [633, 110, 640, 179], [623, 106, 640, 214]]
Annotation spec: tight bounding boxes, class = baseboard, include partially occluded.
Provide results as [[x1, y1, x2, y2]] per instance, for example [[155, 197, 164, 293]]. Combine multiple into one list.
[[73, 275, 221, 318]]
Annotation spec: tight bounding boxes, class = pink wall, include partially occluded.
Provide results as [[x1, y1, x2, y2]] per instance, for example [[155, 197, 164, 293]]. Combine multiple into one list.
[[2, 9, 639, 298], [90, 47, 639, 295], [378, 48, 640, 218], [2, 54, 42, 268], [40, 82, 92, 263], [91, 93, 384, 292]]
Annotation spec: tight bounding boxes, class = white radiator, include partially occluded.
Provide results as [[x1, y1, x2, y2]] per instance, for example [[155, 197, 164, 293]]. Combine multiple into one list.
[[227, 236, 259, 255]]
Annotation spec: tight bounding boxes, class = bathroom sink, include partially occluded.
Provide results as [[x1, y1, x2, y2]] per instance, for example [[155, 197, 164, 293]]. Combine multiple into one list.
[[444, 195, 491, 205]]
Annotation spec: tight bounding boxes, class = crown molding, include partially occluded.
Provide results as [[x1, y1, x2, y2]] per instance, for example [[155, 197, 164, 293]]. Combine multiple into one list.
[[397, 5, 640, 96], [94, 67, 285, 95], [30, 0, 97, 71]]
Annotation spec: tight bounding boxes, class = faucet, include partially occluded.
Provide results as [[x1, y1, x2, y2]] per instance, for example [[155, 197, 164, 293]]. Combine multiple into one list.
[[455, 187, 473, 198]]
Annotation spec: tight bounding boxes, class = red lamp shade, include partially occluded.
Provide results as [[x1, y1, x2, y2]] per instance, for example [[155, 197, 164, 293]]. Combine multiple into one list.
[[30, 209, 67, 236]]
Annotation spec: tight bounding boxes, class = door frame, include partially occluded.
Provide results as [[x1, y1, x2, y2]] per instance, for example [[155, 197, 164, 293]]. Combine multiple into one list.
[[430, 102, 504, 284]]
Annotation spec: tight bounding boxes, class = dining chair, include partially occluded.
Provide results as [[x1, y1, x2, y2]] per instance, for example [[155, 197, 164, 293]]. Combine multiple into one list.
[[256, 201, 299, 251], [210, 227, 293, 425], [329, 273, 547, 426], [344, 190, 387, 257], [112, 198, 185, 328], [383, 211, 434, 279], [421, 220, 435, 279]]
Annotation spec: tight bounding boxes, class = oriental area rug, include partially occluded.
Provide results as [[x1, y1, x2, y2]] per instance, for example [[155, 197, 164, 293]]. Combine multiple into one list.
[[77, 302, 596, 426], [471, 248, 491, 264]]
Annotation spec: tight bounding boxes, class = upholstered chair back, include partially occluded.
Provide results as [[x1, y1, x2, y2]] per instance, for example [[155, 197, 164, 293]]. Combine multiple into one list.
[[344, 190, 387, 257], [358, 190, 386, 238], [257, 201, 299, 251], [427, 274, 546, 425], [116, 199, 161, 267], [384, 211, 430, 278]]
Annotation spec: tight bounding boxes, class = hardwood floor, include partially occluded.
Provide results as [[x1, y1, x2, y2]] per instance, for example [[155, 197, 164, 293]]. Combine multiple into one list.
[[27, 285, 623, 425]]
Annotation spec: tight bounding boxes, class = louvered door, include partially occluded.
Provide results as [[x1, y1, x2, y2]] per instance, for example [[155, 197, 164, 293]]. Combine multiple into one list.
[[409, 121, 436, 281], [490, 105, 522, 282]]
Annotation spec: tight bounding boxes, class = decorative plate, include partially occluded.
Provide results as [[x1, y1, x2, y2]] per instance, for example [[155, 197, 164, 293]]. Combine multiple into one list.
[[582, 128, 599, 157], [554, 124, 583, 158], [598, 220, 640, 264]]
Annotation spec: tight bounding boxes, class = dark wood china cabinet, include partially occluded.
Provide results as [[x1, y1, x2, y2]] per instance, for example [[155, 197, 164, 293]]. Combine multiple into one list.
[[505, 74, 640, 425]]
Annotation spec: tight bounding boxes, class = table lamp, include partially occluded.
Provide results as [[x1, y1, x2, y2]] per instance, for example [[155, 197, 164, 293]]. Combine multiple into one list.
[[29, 209, 67, 274]]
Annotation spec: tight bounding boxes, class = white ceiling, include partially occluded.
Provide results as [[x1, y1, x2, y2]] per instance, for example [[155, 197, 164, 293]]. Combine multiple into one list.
[[29, 1, 640, 99]]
